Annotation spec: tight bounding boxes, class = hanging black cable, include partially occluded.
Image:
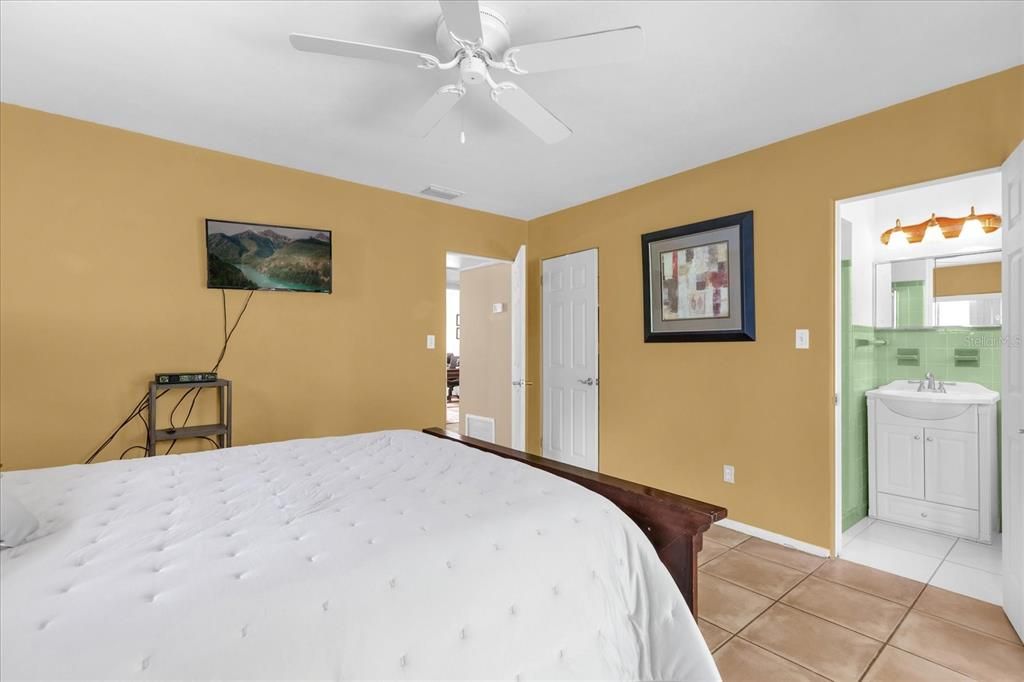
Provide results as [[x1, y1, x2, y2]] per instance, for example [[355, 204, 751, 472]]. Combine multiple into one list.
[[85, 289, 254, 463], [165, 288, 251, 454]]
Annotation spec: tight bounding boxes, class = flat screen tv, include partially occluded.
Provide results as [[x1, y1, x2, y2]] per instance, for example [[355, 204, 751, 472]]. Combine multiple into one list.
[[206, 219, 332, 293]]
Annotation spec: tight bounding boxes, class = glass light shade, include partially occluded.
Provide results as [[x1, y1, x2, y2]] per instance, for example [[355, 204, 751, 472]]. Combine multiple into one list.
[[922, 215, 945, 243], [888, 220, 909, 248], [960, 206, 985, 240]]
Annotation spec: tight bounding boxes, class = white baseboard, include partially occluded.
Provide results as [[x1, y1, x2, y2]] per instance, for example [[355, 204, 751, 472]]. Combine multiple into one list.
[[840, 516, 873, 548], [716, 518, 831, 558]]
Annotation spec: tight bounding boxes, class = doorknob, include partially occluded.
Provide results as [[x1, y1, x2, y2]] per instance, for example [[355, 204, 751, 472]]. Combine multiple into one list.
[[577, 378, 595, 386], [512, 380, 534, 387]]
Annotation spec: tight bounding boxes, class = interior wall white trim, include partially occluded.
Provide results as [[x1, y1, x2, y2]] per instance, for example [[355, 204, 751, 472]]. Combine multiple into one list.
[[840, 516, 874, 549], [715, 518, 832, 558], [832, 165, 1002, 558]]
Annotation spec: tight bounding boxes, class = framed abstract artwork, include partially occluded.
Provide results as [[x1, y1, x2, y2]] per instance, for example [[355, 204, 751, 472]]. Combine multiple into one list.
[[641, 211, 755, 342]]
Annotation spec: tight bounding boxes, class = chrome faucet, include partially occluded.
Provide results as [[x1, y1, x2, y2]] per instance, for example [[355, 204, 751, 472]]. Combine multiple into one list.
[[916, 372, 946, 393]]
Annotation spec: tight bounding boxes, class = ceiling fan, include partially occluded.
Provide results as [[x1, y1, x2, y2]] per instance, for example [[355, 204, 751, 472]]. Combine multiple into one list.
[[289, 1, 643, 144]]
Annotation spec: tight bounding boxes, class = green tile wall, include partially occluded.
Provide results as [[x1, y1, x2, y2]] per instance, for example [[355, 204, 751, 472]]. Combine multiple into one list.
[[841, 262, 876, 531], [892, 280, 925, 328], [873, 328, 1002, 390], [841, 261, 1002, 532]]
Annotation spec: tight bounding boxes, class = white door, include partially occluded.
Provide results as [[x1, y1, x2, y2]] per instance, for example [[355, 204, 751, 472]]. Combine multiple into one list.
[[510, 245, 526, 450], [542, 249, 598, 471], [1002, 141, 1024, 637], [876, 424, 925, 499], [924, 428, 979, 510]]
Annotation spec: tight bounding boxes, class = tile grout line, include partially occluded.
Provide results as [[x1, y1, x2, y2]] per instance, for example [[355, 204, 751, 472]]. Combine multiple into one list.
[[730, 541, 828, 574], [745, 564, 904, 679], [706, 531, 1018, 679], [907, 607, 1024, 648], [735, 637, 835, 680], [856, 575, 961, 681], [828, 540, 988, 680], [702, 548, 741, 656], [725, 554, 835, 681], [856, 612, 911, 679], [715, 545, 921, 681], [924, 534, 961, 586], [700, 566, 800, 603], [810, 570, 923, 609]]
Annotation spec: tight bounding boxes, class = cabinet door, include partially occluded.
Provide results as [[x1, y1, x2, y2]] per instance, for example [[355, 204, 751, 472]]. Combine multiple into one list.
[[925, 428, 979, 509], [876, 424, 925, 499]]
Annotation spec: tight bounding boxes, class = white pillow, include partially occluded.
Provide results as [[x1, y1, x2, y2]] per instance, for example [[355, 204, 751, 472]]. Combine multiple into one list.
[[0, 483, 39, 548]]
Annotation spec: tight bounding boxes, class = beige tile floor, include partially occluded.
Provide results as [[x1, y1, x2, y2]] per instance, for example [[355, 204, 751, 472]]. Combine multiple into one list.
[[699, 524, 1024, 682]]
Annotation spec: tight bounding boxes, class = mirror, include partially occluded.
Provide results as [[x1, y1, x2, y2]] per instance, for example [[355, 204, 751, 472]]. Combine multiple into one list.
[[874, 250, 1001, 329]]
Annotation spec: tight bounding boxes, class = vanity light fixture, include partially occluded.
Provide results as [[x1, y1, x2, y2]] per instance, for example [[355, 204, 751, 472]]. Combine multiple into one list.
[[922, 213, 945, 243], [887, 219, 910, 248], [880, 207, 1001, 246], [959, 205, 985, 240]]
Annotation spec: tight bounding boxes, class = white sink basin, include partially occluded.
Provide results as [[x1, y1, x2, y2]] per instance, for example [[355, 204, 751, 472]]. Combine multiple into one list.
[[867, 380, 999, 419]]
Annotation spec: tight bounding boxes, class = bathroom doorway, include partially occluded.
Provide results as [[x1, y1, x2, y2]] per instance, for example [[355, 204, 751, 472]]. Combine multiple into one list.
[[833, 166, 1014, 612], [444, 250, 524, 447]]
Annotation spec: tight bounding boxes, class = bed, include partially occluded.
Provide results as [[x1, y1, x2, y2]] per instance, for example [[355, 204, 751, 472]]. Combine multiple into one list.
[[0, 429, 724, 681]]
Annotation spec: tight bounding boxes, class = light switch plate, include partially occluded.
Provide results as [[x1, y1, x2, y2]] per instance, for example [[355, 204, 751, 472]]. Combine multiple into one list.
[[723, 465, 735, 484], [492, 303, 505, 313], [426, 334, 436, 349], [795, 329, 810, 349]]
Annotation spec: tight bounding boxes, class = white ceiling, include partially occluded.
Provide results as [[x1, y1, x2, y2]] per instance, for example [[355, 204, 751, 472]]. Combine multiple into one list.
[[2, 1, 1021, 220]]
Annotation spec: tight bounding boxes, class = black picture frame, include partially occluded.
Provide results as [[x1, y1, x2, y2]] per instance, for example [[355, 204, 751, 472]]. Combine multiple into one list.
[[641, 211, 755, 342]]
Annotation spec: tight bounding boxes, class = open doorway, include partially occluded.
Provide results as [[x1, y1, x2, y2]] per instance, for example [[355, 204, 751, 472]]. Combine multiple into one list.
[[834, 168, 1010, 607], [444, 250, 525, 447]]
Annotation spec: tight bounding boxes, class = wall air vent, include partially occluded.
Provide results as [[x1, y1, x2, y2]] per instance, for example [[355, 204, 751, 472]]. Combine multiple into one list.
[[420, 184, 464, 201], [465, 414, 496, 443]]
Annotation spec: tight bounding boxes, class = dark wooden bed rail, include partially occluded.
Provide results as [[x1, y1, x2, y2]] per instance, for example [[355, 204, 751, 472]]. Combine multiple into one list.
[[423, 428, 727, 614]]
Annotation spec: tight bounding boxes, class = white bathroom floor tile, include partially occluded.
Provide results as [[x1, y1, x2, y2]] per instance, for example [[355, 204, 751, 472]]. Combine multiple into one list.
[[842, 517, 873, 546], [929, 561, 1003, 606], [855, 520, 956, 559], [946, 535, 1002, 575], [840, 537, 942, 583]]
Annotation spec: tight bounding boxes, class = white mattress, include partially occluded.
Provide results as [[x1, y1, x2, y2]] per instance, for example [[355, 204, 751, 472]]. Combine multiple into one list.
[[0, 430, 718, 681]]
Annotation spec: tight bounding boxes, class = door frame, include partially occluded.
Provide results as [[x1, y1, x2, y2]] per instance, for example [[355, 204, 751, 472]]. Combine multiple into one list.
[[540, 247, 600, 470], [444, 250, 516, 441], [832, 167, 1001, 556], [511, 245, 527, 450]]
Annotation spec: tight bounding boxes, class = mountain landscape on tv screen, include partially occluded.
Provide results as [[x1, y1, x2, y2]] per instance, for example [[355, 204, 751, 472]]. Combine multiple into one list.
[[207, 224, 331, 292]]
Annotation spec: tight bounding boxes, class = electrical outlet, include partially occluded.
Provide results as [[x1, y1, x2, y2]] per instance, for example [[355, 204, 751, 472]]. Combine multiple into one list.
[[426, 334, 436, 350], [723, 465, 735, 484], [795, 329, 810, 349]]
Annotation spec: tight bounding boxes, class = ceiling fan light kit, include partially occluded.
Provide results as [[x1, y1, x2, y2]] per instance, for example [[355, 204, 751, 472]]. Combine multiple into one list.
[[290, 1, 643, 144]]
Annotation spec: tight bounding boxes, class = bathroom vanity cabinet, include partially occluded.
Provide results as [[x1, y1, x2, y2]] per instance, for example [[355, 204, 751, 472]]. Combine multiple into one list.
[[867, 381, 999, 543]]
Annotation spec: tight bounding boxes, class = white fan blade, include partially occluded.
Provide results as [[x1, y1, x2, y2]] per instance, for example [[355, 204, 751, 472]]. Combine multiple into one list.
[[504, 26, 643, 74], [290, 33, 438, 69], [439, 1, 483, 42], [411, 84, 465, 137], [490, 83, 571, 144]]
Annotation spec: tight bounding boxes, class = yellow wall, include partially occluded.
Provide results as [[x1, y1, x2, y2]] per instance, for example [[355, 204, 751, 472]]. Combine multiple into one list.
[[458, 263, 512, 446], [0, 104, 526, 470], [3, 67, 1022, 550], [934, 262, 1002, 297], [525, 66, 1024, 550]]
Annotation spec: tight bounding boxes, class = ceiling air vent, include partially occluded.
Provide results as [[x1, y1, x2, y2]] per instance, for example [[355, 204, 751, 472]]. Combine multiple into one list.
[[420, 184, 464, 201]]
